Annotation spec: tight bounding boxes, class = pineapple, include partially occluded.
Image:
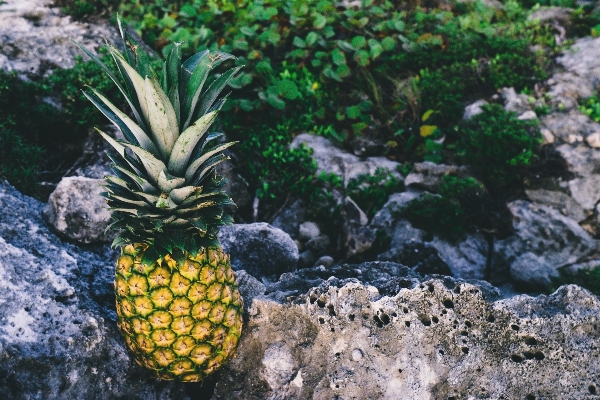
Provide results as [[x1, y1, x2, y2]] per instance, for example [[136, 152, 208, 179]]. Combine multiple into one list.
[[76, 18, 244, 381]]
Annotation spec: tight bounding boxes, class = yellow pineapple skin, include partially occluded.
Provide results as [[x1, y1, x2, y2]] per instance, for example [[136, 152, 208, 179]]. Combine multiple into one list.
[[114, 244, 243, 381]]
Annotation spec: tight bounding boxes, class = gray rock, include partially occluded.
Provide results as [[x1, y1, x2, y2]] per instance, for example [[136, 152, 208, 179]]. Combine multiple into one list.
[[496, 200, 598, 271], [216, 279, 600, 399], [344, 196, 368, 226], [65, 128, 114, 179], [430, 235, 489, 280], [305, 235, 330, 254], [291, 133, 403, 186], [219, 223, 299, 278], [555, 143, 600, 177], [540, 110, 600, 144], [350, 136, 384, 157], [298, 249, 318, 269], [0, 0, 119, 76], [518, 110, 538, 120], [568, 175, 600, 212], [0, 181, 190, 399], [298, 221, 320, 242], [271, 199, 306, 239], [463, 99, 488, 120], [314, 255, 335, 268], [510, 252, 558, 288], [404, 162, 472, 193], [234, 269, 266, 312], [43, 176, 112, 244], [343, 197, 373, 258], [528, 6, 573, 26], [502, 87, 532, 114], [525, 189, 587, 222], [217, 160, 252, 208], [370, 191, 423, 233]]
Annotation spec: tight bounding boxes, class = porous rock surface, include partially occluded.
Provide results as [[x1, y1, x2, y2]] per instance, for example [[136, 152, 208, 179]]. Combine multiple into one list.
[[0, 0, 119, 76], [216, 279, 600, 399], [43, 176, 112, 244], [0, 181, 192, 399]]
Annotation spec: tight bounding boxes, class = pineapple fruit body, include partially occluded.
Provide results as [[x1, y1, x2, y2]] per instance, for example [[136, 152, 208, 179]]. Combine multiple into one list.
[[115, 244, 243, 381]]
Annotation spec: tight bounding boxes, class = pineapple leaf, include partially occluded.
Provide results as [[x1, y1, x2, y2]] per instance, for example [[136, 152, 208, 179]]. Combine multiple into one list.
[[185, 235, 199, 256], [140, 245, 160, 267], [169, 230, 187, 250], [154, 235, 174, 253], [185, 142, 237, 181], [163, 43, 182, 107], [189, 217, 207, 232], [145, 76, 179, 160], [121, 142, 168, 185], [111, 162, 156, 193], [85, 89, 161, 157], [168, 110, 219, 176], [158, 170, 186, 192], [193, 66, 243, 121], [181, 51, 236, 130], [170, 186, 200, 204]]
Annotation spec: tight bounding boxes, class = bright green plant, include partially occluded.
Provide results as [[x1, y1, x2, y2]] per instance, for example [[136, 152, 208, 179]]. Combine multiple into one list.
[[346, 168, 404, 218], [455, 104, 542, 190], [580, 95, 600, 121]]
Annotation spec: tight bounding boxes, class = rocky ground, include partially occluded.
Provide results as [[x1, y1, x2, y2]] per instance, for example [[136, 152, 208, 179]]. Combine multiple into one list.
[[4, 0, 600, 399]]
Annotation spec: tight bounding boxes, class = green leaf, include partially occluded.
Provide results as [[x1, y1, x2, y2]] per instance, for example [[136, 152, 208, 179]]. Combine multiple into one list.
[[141, 245, 160, 267], [169, 230, 187, 250], [313, 13, 327, 29], [337, 41, 355, 52], [228, 72, 253, 89], [193, 66, 243, 121], [168, 110, 219, 176], [351, 36, 367, 49], [293, 36, 306, 48], [267, 93, 286, 109], [163, 43, 182, 125], [122, 141, 168, 185], [393, 20, 405, 32], [368, 39, 383, 59], [346, 105, 361, 119], [170, 186, 199, 204], [180, 4, 197, 18], [145, 77, 179, 160], [381, 37, 396, 51], [354, 50, 370, 66], [337, 64, 350, 78], [305, 32, 319, 47], [185, 142, 237, 182], [158, 170, 186, 192], [331, 48, 346, 65], [323, 67, 342, 82], [240, 26, 256, 36], [276, 80, 301, 100]]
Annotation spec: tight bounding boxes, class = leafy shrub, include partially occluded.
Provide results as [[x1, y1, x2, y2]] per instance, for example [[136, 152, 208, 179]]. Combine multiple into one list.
[[555, 265, 600, 295], [346, 168, 404, 218], [53, 0, 120, 20], [455, 104, 542, 190], [0, 123, 44, 195], [579, 95, 600, 122]]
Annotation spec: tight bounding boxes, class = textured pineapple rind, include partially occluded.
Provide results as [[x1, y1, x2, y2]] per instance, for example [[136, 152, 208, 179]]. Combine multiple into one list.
[[114, 244, 243, 382]]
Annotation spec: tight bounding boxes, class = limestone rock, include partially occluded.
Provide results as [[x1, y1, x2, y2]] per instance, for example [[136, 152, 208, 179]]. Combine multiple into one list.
[[510, 252, 558, 288], [219, 223, 299, 278], [216, 160, 252, 208], [540, 110, 600, 144], [215, 279, 600, 399], [298, 221, 321, 242], [462, 99, 488, 120], [271, 199, 306, 239], [430, 235, 489, 280], [291, 133, 403, 186], [501, 87, 532, 114], [496, 200, 598, 272], [234, 270, 266, 312], [404, 162, 472, 193], [43, 176, 111, 244], [0, 0, 119, 76], [0, 181, 191, 399], [525, 189, 587, 222]]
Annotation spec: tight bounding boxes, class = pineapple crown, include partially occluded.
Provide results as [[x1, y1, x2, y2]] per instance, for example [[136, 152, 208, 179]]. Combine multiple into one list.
[[77, 17, 242, 255]]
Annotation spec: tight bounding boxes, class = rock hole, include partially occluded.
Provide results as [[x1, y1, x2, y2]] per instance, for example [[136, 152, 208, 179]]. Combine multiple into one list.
[[487, 315, 495, 323], [443, 300, 454, 308], [465, 321, 472, 328], [309, 295, 317, 304], [511, 354, 523, 363], [373, 315, 384, 328], [405, 321, 410, 327], [439, 349, 445, 355], [428, 284, 434, 293], [448, 397, 457, 400], [442, 309, 447, 315], [461, 347, 469, 354], [525, 338, 538, 346], [403, 307, 409, 314], [460, 331, 468, 336], [317, 299, 326, 308], [432, 316, 439, 324], [391, 312, 397, 317], [349, 314, 355, 321], [328, 304, 336, 317], [331, 328, 335, 332], [526, 395, 535, 400], [421, 318, 431, 327], [589, 385, 597, 394], [511, 324, 520, 331], [318, 317, 325, 324], [380, 313, 390, 325], [534, 352, 545, 360], [523, 352, 535, 360], [454, 286, 461, 294], [398, 369, 402, 373]]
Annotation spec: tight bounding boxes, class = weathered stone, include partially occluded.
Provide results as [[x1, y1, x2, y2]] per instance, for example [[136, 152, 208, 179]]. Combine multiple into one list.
[[510, 252, 559, 288], [219, 222, 299, 278], [517, 110, 537, 120], [501, 87, 532, 114], [462, 99, 488, 120], [343, 197, 373, 258], [0, 0, 119, 76], [528, 6, 573, 26], [556, 143, 600, 177], [0, 181, 191, 399], [350, 136, 384, 157], [216, 279, 600, 399], [298, 221, 321, 242], [216, 160, 252, 208], [430, 235, 489, 280], [540, 128, 555, 144], [496, 200, 598, 271], [271, 199, 306, 239], [305, 235, 331, 254], [234, 269, 267, 312], [404, 162, 472, 193], [291, 133, 403, 186], [298, 249, 318, 269], [525, 189, 587, 222], [540, 110, 600, 144], [378, 242, 452, 277], [43, 176, 111, 244], [314, 255, 335, 268], [568, 175, 600, 212]]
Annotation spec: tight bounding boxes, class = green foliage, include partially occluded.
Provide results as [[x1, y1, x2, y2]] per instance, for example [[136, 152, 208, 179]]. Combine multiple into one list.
[[400, 175, 485, 242], [556, 266, 600, 296], [0, 123, 44, 195], [579, 95, 600, 122], [455, 104, 542, 190], [54, 0, 120, 20], [346, 168, 404, 218]]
